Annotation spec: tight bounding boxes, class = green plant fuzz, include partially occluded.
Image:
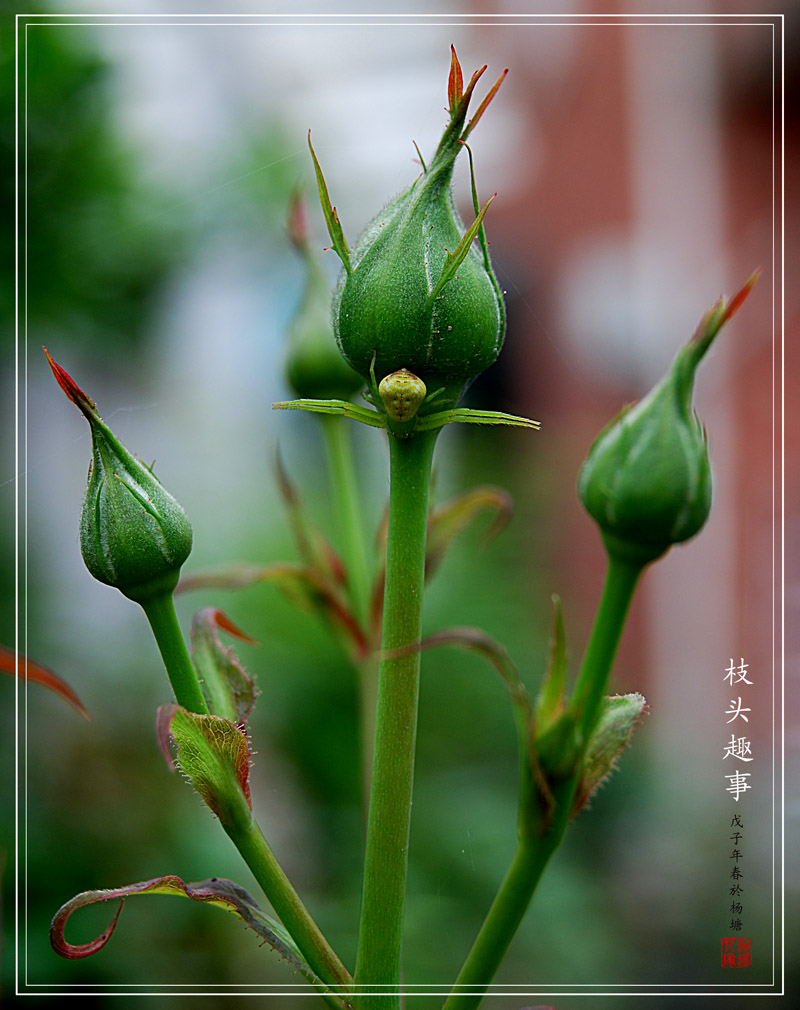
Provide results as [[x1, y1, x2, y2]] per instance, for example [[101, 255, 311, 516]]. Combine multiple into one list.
[[309, 47, 509, 411]]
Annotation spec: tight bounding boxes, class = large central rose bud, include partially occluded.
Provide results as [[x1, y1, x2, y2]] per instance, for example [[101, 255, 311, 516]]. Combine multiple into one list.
[[310, 48, 507, 412]]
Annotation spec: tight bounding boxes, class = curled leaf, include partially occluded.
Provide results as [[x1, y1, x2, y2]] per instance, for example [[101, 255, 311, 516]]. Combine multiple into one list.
[[50, 874, 348, 1004], [1, 644, 89, 719], [191, 608, 258, 724]]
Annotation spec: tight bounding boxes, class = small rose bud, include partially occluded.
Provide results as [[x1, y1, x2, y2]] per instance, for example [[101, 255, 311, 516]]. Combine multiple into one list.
[[284, 193, 363, 401], [312, 48, 508, 412], [578, 275, 758, 565], [46, 350, 192, 603]]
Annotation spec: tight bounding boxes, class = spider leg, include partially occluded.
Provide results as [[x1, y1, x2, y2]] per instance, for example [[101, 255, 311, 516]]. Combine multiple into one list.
[[415, 407, 540, 432], [273, 398, 388, 430]]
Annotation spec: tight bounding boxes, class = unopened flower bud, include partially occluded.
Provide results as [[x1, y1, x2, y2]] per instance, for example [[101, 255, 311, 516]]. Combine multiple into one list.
[[285, 193, 363, 401], [46, 350, 192, 603], [578, 276, 758, 565], [313, 48, 507, 412]]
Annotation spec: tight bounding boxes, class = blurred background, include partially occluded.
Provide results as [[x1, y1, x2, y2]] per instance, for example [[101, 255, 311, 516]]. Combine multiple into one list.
[[3, 2, 795, 1007]]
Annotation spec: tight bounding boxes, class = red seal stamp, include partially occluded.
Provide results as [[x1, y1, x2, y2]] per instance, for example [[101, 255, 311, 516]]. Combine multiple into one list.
[[721, 937, 752, 966]]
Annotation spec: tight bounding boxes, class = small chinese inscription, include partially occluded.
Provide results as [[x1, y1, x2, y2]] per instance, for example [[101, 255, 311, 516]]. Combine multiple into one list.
[[720, 658, 754, 964]]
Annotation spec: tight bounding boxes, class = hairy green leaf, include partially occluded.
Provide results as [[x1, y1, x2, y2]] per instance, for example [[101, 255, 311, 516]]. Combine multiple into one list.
[[191, 608, 258, 724]]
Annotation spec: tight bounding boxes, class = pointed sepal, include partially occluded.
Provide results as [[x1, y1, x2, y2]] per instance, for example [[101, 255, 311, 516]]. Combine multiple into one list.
[[307, 133, 352, 273], [447, 44, 464, 113], [429, 194, 496, 301]]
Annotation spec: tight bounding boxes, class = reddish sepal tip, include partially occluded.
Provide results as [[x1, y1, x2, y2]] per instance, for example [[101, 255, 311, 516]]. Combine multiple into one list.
[[721, 268, 761, 326], [448, 45, 464, 111], [43, 348, 97, 420]]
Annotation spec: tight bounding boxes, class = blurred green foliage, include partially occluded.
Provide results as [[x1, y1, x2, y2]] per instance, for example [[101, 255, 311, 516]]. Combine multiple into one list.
[[3, 16, 187, 353]]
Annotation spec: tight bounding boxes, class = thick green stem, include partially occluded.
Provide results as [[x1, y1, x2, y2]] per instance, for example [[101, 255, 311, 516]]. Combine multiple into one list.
[[140, 592, 208, 714], [356, 651, 380, 819], [571, 553, 643, 746], [354, 429, 438, 1007], [226, 817, 353, 997]]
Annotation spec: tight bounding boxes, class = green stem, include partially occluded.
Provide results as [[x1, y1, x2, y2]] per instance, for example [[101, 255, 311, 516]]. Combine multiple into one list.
[[226, 818, 353, 998], [354, 429, 439, 1008], [441, 813, 566, 1010], [356, 651, 380, 820], [321, 415, 372, 628], [140, 592, 208, 714], [444, 554, 645, 1008], [571, 553, 644, 746], [143, 598, 351, 997]]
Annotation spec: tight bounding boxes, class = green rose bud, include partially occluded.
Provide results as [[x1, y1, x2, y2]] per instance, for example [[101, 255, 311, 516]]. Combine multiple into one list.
[[311, 48, 507, 411], [578, 275, 758, 566], [46, 350, 192, 603], [284, 192, 363, 401]]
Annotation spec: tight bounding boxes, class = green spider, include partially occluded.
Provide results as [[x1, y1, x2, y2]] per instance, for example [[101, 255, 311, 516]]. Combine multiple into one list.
[[274, 354, 540, 439]]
